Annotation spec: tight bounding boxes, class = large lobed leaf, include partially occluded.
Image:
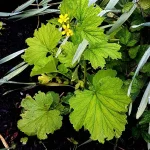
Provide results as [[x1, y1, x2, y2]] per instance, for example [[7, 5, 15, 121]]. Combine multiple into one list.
[[22, 23, 61, 65], [72, 1, 106, 45], [60, 0, 121, 69], [69, 70, 130, 143], [60, 0, 105, 45], [22, 23, 61, 76], [18, 91, 62, 139]]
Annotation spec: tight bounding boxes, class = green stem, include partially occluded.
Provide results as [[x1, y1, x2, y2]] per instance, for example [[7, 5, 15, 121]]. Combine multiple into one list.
[[83, 60, 87, 87]]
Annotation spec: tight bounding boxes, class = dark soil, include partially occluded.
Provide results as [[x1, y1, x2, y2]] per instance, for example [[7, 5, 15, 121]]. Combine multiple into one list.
[[0, 1, 148, 150]]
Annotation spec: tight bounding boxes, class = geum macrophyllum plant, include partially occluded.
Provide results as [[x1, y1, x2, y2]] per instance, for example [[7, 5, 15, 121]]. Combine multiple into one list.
[[17, 0, 131, 144]]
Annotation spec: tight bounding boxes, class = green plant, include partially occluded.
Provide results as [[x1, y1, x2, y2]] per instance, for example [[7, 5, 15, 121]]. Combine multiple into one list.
[[15, 0, 132, 143], [0, 0, 150, 148]]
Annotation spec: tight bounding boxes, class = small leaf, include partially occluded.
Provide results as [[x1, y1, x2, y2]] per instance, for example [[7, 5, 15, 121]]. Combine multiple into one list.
[[20, 137, 28, 145], [38, 74, 52, 84], [140, 111, 150, 125], [132, 127, 141, 139], [30, 56, 57, 76], [115, 27, 137, 46], [122, 2, 134, 13], [142, 132, 150, 143], [58, 64, 68, 74], [18, 91, 62, 139], [128, 46, 140, 59], [84, 43, 121, 69], [58, 42, 78, 68], [141, 62, 150, 75]]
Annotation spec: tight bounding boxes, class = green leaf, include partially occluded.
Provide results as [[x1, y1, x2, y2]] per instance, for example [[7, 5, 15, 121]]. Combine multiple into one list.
[[115, 27, 137, 46], [139, 0, 150, 10], [48, 18, 61, 26], [128, 46, 140, 59], [141, 62, 150, 75], [132, 127, 141, 139], [60, 0, 77, 19], [22, 23, 61, 65], [20, 137, 28, 145], [30, 56, 57, 76], [71, 66, 79, 82], [69, 73, 130, 143], [58, 42, 78, 68], [72, 27, 106, 45], [61, 0, 105, 45], [122, 2, 134, 13], [140, 111, 150, 125], [84, 43, 121, 69], [18, 91, 62, 139], [142, 132, 150, 143], [58, 64, 68, 74], [93, 69, 117, 85]]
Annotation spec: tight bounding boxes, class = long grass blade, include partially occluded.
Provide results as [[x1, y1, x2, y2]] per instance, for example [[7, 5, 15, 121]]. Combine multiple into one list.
[[0, 49, 25, 65], [3, 84, 37, 95], [9, 6, 49, 20], [98, 9, 121, 17], [148, 123, 150, 150], [37, 9, 60, 15], [72, 39, 89, 65], [0, 12, 20, 17], [14, 0, 35, 12], [128, 46, 150, 115], [107, 3, 137, 34], [6, 61, 26, 75], [39, 0, 52, 6], [0, 64, 29, 86], [131, 22, 150, 28], [0, 80, 36, 85], [105, 0, 119, 10], [136, 82, 150, 119], [78, 139, 92, 148], [56, 36, 69, 58]]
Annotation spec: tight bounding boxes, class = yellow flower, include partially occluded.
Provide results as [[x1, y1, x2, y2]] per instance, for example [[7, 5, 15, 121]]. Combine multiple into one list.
[[62, 24, 73, 36], [58, 14, 69, 24]]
